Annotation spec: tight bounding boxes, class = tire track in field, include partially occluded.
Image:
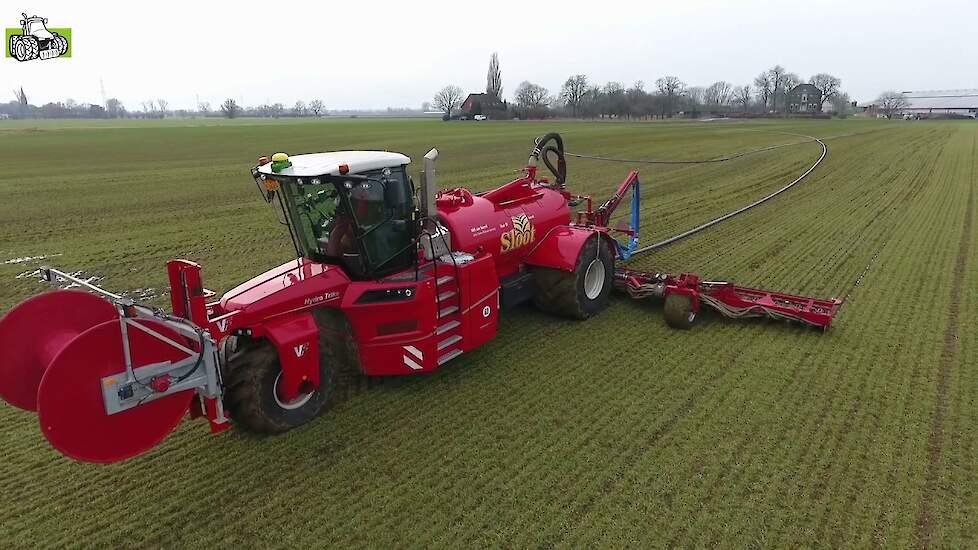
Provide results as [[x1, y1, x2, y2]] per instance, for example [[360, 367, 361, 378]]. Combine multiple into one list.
[[913, 133, 976, 549]]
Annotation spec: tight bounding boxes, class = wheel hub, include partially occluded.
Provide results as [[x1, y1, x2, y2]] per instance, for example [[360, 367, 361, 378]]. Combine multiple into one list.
[[583, 258, 606, 300], [273, 372, 315, 410]]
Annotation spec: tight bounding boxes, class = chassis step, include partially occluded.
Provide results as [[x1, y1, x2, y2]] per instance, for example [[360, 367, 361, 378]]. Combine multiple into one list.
[[438, 348, 463, 365], [436, 319, 461, 335], [437, 290, 457, 302], [438, 305, 459, 319], [437, 334, 463, 351], [436, 275, 455, 286]]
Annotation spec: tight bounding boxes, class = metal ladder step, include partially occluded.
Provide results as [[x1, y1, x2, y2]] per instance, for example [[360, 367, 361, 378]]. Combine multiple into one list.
[[438, 290, 457, 302], [437, 334, 463, 351], [438, 305, 459, 319], [436, 275, 455, 286], [436, 319, 461, 335], [438, 348, 464, 365]]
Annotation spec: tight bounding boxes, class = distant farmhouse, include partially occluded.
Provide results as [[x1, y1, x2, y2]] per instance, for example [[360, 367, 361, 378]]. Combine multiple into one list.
[[787, 83, 822, 114], [899, 90, 978, 118], [459, 93, 490, 117]]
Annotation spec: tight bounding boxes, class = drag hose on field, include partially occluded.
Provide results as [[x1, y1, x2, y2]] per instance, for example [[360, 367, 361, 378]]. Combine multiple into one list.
[[566, 131, 828, 256]]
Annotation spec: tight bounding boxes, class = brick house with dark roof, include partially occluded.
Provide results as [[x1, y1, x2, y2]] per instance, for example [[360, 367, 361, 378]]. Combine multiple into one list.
[[787, 83, 823, 113], [459, 93, 490, 116]]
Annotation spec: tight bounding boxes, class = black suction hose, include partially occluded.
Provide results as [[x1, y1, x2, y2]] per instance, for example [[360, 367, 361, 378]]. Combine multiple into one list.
[[530, 133, 567, 186]]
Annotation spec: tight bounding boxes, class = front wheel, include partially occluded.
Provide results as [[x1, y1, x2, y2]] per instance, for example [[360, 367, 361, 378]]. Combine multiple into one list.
[[223, 339, 334, 434], [533, 235, 613, 319]]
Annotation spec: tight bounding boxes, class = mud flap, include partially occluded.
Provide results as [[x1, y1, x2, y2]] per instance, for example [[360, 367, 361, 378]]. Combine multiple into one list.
[[262, 313, 321, 401]]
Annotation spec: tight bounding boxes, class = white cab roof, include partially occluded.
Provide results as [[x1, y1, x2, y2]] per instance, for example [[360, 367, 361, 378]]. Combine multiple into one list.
[[258, 151, 411, 177]]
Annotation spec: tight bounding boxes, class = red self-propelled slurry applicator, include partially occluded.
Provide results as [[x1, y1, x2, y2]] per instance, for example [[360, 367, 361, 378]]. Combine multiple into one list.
[[0, 133, 841, 463]]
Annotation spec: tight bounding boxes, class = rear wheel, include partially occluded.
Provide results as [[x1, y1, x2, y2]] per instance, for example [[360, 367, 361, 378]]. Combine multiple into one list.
[[53, 34, 68, 55], [223, 339, 334, 434], [664, 293, 696, 330], [533, 235, 613, 319]]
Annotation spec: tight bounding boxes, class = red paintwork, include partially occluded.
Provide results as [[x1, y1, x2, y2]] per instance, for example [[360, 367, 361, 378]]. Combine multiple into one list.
[[0, 290, 118, 411], [524, 226, 617, 272], [578, 170, 640, 230], [618, 269, 841, 328], [37, 319, 194, 463], [438, 173, 570, 278], [262, 313, 320, 401], [203, 170, 576, 380]]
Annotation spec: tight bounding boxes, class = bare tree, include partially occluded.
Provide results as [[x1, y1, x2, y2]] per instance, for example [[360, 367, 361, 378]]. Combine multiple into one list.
[[156, 99, 168, 118], [704, 81, 733, 107], [433, 85, 464, 119], [684, 86, 705, 115], [655, 76, 685, 117], [486, 52, 503, 104], [809, 73, 841, 112], [753, 72, 772, 111], [626, 81, 652, 119], [106, 98, 125, 118], [603, 81, 626, 118], [766, 65, 787, 111], [582, 85, 603, 118], [141, 100, 154, 117], [514, 81, 550, 118], [733, 85, 752, 112], [560, 74, 589, 117], [309, 99, 324, 117], [293, 100, 306, 117], [780, 72, 800, 113], [197, 101, 211, 116], [876, 91, 909, 118], [220, 98, 240, 119], [830, 92, 853, 118]]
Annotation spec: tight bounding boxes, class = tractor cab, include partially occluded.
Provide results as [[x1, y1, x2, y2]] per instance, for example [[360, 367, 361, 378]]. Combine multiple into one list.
[[21, 15, 55, 39], [253, 151, 417, 280]]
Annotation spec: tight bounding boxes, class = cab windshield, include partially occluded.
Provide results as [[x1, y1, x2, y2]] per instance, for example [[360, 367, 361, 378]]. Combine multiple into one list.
[[274, 166, 416, 278]]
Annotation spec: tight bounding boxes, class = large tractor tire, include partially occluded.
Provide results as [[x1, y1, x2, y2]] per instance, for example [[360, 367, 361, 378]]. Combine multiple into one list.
[[533, 235, 614, 319], [663, 293, 697, 330], [222, 308, 363, 434], [312, 308, 364, 399], [13, 36, 39, 61], [53, 34, 68, 55], [223, 338, 334, 434]]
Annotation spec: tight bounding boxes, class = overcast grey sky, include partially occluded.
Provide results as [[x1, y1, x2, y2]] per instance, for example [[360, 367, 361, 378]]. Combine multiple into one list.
[[4, 0, 976, 110]]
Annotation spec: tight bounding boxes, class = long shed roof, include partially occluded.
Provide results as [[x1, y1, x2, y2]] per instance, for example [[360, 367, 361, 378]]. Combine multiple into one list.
[[901, 89, 978, 109]]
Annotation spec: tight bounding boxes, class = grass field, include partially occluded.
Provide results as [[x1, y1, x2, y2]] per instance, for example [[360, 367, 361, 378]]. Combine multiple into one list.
[[1, 117, 976, 547]]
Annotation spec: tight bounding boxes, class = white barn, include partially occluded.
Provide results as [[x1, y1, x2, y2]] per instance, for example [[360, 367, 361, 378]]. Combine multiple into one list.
[[901, 90, 978, 118]]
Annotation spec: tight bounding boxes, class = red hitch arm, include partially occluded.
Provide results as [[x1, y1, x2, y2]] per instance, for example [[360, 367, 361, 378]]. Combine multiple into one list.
[[614, 268, 842, 329]]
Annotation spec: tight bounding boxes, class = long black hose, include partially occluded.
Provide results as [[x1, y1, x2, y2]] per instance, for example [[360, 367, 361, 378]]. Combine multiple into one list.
[[553, 129, 829, 255], [633, 135, 827, 254], [565, 137, 815, 165]]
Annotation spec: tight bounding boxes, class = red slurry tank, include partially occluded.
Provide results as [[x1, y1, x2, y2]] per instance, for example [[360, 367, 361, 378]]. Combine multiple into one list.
[[436, 184, 571, 278]]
